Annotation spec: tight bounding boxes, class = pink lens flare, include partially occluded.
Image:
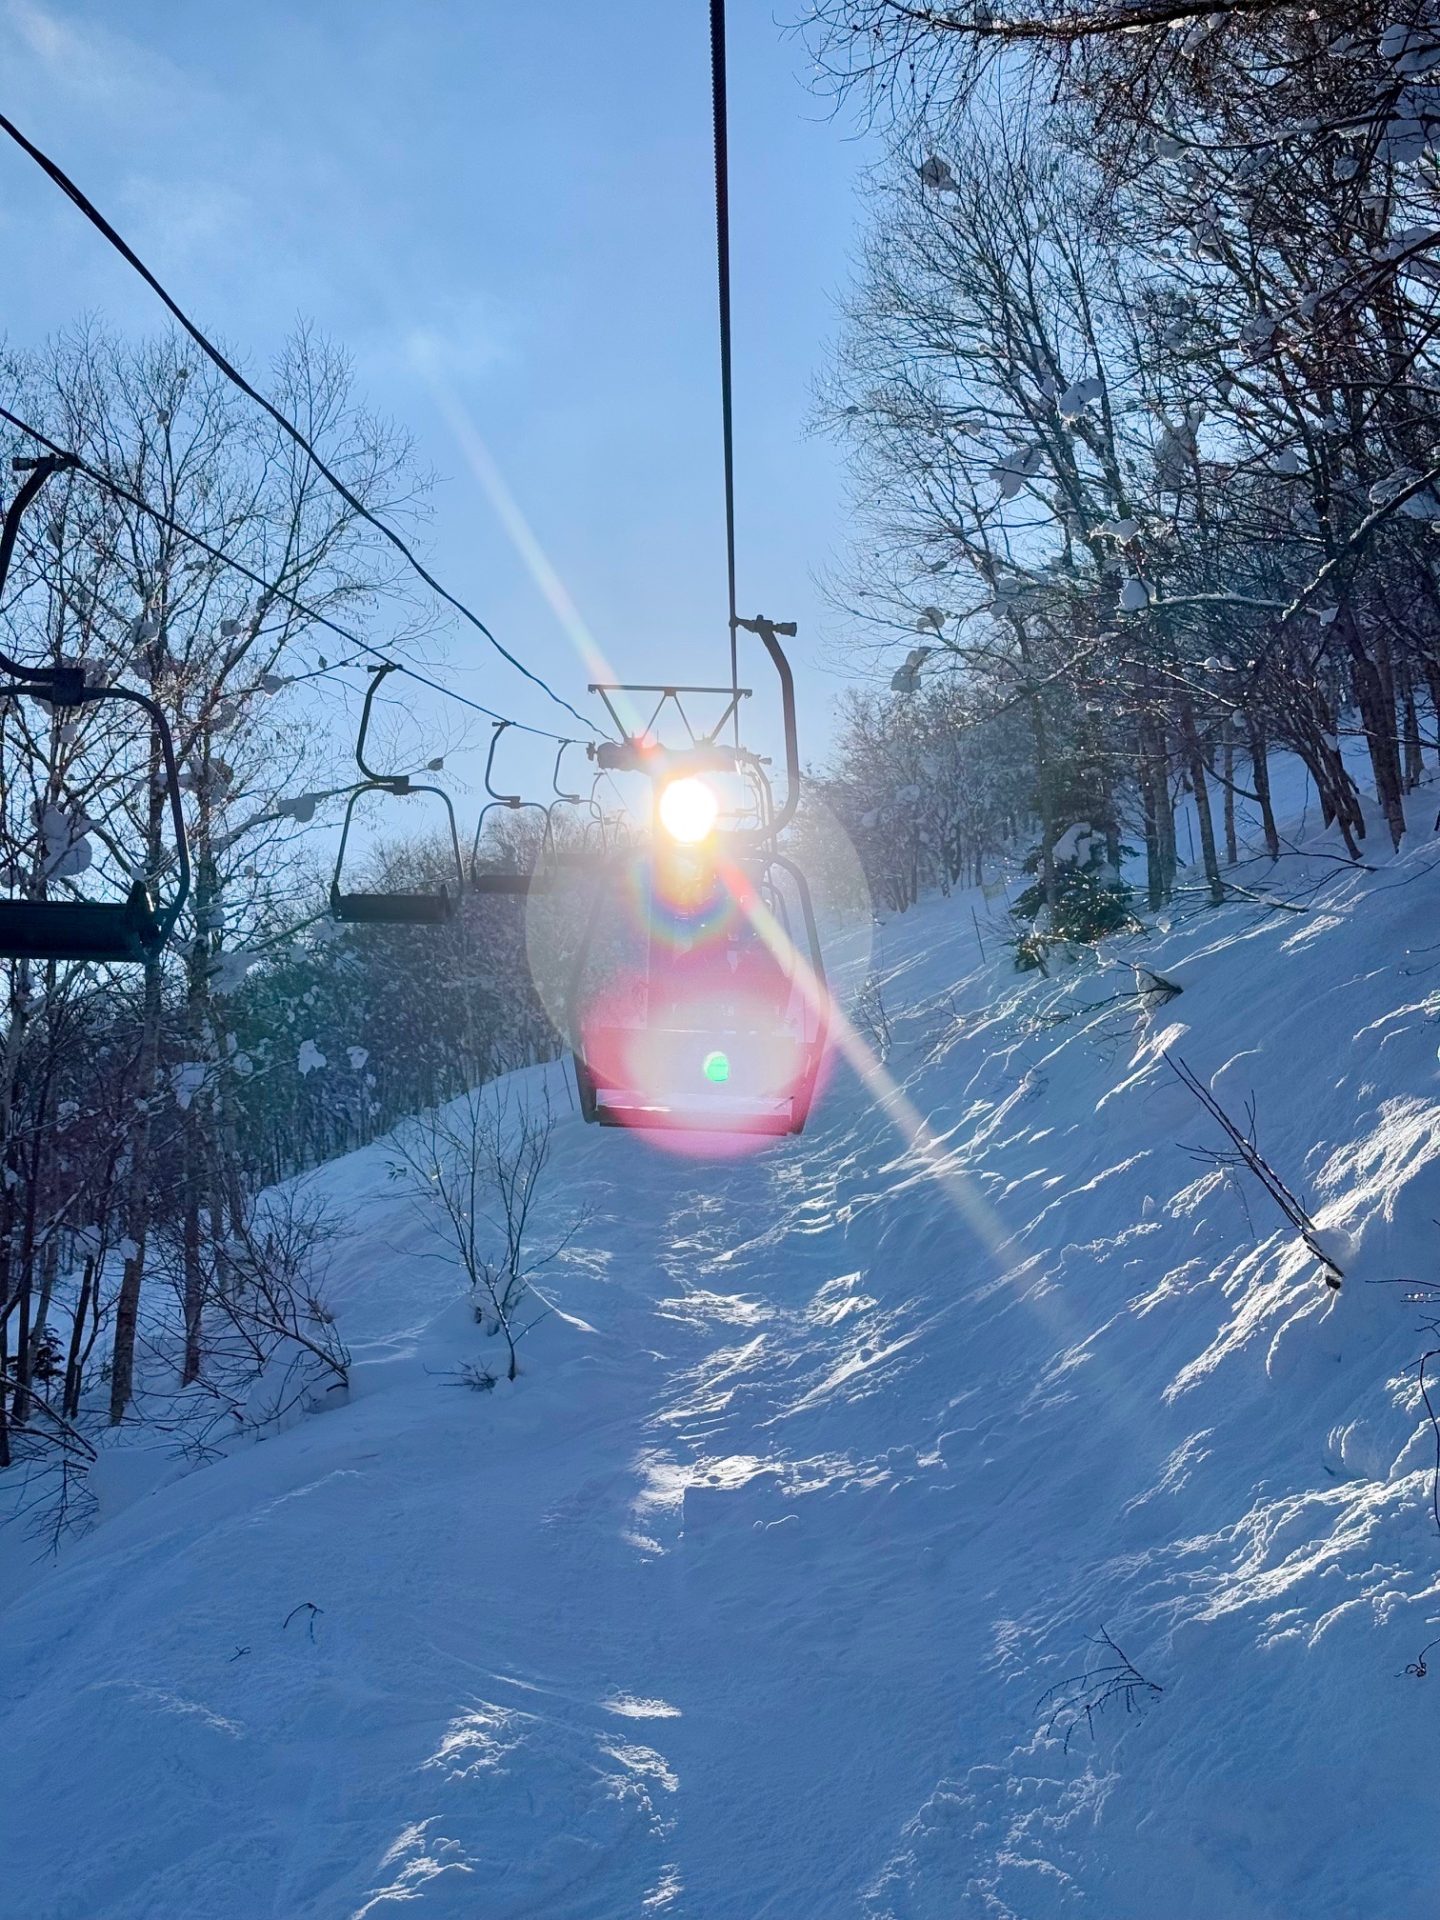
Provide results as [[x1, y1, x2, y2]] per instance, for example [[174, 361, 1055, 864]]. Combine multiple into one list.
[[576, 961, 829, 1157]]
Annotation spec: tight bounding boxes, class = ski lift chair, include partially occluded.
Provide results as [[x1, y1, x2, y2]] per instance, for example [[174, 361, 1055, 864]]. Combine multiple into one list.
[[467, 719, 563, 898], [330, 665, 464, 924], [0, 676, 191, 962], [0, 456, 191, 963], [569, 618, 829, 1136]]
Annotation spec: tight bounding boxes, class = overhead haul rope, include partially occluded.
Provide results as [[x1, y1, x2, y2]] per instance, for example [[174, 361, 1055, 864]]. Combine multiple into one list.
[[709, 0, 741, 744], [0, 107, 601, 737], [0, 402, 582, 744]]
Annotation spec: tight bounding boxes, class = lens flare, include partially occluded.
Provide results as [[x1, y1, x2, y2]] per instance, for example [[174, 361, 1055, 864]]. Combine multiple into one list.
[[658, 776, 718, 844], [703, 1049, 730, 1084]]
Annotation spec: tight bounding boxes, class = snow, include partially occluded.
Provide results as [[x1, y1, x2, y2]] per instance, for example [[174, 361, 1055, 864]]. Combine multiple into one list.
[[1119, 576, 1153, 611], [6, 778, 1440, 1915]]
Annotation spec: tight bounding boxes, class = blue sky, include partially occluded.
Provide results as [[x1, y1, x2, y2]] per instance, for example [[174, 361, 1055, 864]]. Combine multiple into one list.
[[0, 0, 876, 791]]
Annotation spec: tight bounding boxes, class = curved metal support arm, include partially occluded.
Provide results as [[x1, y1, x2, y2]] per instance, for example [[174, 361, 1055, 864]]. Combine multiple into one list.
[[423, 782, 466, 895], [330, 785, 370, 904], [552, 739, 583, 805], [469, 797, 549, 884], [0, 454, 80, 682], [766, 852, 829, 1089], [484, 720, 525, 803], [733, 615, 800, 834], [354, 663, 412, 787], [469, 798, 508, 883], [471, 720, 550, 882]]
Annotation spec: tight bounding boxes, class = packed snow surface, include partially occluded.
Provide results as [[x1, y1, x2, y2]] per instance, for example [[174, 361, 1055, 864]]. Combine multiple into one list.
[[5, 802, 1440, 1918]]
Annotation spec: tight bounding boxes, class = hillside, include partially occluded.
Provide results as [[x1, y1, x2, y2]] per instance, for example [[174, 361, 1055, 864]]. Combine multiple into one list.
[[3, 802, 1440, 1919]]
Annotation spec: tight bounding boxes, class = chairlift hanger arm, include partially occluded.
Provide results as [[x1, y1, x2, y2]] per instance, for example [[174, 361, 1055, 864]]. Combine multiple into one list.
[[552, 740, 583, 806], [484, 720, 525, 805], [734, 615, 800, 834], [470, 720, 550, 884], [332, 777, 465, 918], [354, 663, 411, 789], [0, 454, 191, 951], [95, 684, 191, 939], [0, 455, 82, 688]]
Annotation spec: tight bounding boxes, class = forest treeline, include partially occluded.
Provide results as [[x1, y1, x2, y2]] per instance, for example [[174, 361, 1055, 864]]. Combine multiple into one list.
[[801, 1, 1440, 923], [0, 328, 569, 1467]]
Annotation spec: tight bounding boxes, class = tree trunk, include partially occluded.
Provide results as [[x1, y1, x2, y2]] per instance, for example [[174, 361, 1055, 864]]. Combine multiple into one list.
[[1179, 699, 1225, 905], [1222, 722, 1238, 866], [181, 1122, 204, 1386], [1401, 662, 1423, 791], [63, 1256, 96, 1421], [1247, 720, 1281, 861], [110, 952, 163, 1424], [1342, 613, 1406, 849]]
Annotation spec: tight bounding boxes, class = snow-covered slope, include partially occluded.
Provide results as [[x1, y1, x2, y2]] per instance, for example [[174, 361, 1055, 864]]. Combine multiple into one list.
[[5, 804, 1440, 1919]]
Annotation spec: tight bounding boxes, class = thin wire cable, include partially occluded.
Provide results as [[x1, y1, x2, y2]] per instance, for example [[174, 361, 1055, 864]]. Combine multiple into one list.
[[709, 0, 741, 745], [0, 402, 584, 743], [0, 107, 599, 736]]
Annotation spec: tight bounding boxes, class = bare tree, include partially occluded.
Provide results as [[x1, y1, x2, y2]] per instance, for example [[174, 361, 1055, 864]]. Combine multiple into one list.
[[0, 321, 427, 1424], [391, 1083, 586, 1382]]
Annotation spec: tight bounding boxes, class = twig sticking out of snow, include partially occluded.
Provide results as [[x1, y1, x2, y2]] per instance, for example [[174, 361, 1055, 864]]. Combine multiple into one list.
[[1036, 1628, 1163, 1753], [1165, 1051, 1345, 1287]]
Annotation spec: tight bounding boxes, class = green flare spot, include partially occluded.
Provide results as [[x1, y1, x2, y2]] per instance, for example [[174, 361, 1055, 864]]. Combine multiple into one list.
[[703, 1050, 731, 1085]]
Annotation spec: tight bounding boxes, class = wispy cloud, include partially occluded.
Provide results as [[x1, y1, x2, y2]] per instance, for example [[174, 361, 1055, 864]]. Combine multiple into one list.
[[6, 0, 177, 105], [3, 4, 250, 265]]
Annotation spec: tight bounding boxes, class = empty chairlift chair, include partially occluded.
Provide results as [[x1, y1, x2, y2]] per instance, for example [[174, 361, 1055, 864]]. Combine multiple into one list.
[[0, 675, 190, 963], [0, 454, 190, 964], [330, 664, 465, 925], [467, 719, 555, 898]]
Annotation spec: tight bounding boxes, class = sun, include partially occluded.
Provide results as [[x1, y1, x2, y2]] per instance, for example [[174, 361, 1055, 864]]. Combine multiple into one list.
[[658, 776, 718, 845]]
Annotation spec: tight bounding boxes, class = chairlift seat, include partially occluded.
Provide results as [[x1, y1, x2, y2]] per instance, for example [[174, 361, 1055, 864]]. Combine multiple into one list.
[[0, 882, 161, 963], [330, 886, 453, 926], [594, 1096, 799, 1136], [576, 1022, 815, 1136], [470, 869, 554, 897]]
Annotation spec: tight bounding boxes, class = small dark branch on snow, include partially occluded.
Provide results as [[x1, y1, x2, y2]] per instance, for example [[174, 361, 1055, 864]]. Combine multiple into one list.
[[456, 1360, 498, 1393], [1398, 1636, 1440, 1680], [283, 1601, 323, 1641], [1133, 967, 1183, 1007], [1036, 1627, 1163, 1754]]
